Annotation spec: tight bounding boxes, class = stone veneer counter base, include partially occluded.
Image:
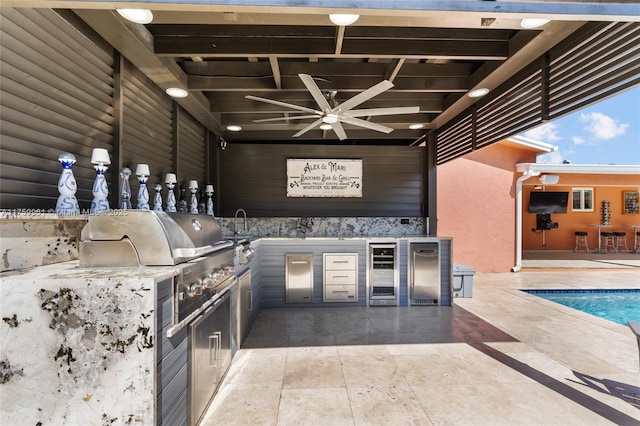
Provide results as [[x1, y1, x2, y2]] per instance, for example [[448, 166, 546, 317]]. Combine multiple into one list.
[[0, 261, 177, 425]]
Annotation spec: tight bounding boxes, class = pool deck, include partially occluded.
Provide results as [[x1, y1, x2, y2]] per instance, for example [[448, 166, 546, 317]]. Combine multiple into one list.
[[202, 265, 640, 425]]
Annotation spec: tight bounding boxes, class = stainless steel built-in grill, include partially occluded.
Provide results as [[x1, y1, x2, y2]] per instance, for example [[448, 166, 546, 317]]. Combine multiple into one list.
[[79, 210, 235, 332], [79, 210, 235, 426]]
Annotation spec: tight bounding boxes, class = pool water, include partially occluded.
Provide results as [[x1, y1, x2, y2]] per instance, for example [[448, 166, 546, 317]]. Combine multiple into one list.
[[522, 289, 640, 326]]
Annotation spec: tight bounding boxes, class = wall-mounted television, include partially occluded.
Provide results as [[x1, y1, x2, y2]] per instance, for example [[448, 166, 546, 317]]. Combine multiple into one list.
[[528, 191, 569, 214]]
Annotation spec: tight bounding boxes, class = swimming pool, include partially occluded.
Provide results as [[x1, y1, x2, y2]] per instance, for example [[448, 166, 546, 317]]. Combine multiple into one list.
[[522, 289, 640, 326]]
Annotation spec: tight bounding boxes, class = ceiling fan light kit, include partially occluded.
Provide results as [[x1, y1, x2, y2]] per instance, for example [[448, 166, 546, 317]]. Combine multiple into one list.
[[246, 73, 419, 141]]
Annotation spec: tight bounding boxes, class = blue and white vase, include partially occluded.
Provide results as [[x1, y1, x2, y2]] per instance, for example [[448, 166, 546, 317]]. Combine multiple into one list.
[[55, 153, 80, 216], [189, 188, 198, 214], [165, 173, 177, 212], [90, 148, 111, 213], [90, 165, 110, 213], [205, 184, 214, 216], [136, 164, 150, 210], [153, 184, 163, 211]]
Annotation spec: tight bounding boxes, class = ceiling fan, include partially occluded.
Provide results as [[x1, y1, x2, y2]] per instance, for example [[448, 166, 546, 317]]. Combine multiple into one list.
[[245, 74, 420, 140]]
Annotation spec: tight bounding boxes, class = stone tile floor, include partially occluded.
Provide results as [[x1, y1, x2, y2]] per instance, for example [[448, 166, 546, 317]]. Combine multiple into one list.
[[201, 269, 640, 425]]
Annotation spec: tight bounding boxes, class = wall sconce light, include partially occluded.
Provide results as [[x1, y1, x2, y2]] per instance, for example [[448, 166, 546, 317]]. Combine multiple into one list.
[[220, 139, 227, 150], [538, 174, 559, 185]]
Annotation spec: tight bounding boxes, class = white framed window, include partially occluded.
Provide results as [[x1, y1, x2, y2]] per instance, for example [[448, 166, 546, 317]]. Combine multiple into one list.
[[572, 188, 594, 212]]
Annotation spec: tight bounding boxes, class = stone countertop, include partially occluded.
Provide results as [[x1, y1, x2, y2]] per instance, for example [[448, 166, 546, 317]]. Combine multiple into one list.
[[0, 259, 175, 425], [228, 235, 448, 242], [0, 259, 179, 280]]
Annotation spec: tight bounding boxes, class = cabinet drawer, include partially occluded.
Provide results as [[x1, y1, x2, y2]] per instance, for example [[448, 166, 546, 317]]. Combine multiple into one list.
[[324, 255, 357, 270], [324, 284, 357, 301], [325, 270, 357, 285]]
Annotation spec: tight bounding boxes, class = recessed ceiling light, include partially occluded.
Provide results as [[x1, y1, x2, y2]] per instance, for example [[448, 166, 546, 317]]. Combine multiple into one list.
[[116, 9, 153, 24], [409, 123, 424, 130], [165, 87, 188, 98], [320, 124, 332, 130], [468, 87, 490, 98], [226, 125, 242, 132], [322, 113, 339, 124], [520, 18, 550, 29], [329, 14, 360, 26]]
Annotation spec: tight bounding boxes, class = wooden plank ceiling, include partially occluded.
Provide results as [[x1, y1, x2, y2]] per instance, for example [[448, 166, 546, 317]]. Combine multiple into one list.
[[15, 2, 640, 148]]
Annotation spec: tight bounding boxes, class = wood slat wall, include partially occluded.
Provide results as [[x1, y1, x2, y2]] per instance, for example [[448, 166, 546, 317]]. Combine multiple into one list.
[[259, 239, 367, 308], [436, 21, 640, 166], [219, 144, 425, 217], [176, 106, 207, 189], [156, 278, 188, 426], [0, 8, 115, 209], [122, 60, 174, 207]]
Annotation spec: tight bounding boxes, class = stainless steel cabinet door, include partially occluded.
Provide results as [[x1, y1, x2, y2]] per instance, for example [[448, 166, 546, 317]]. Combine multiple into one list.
[[285, 253, 313, 303], [237, 270, 252, 347]]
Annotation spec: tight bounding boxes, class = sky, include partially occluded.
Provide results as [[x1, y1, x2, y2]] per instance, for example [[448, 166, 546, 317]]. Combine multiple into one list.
[[522, 85, 640, 165]]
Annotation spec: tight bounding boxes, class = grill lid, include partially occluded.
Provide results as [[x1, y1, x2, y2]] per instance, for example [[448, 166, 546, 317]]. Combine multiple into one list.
[[79, 210, 231, 267]]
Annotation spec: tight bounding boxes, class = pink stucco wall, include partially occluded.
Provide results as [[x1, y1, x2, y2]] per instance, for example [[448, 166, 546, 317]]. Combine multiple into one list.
[[437, 143, 539, 272]]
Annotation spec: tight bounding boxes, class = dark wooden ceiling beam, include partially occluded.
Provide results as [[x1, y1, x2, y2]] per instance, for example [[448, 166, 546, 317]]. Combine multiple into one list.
[[149, 24, 516, 41], [341, 39, 508, 59], [183, 61, 475, 77], [155, 37, 336, 55], [190, 75, 469, 91], [344, 26, 517, 41], [207, 90, 444, 103], [223, 128, 427, 141], [213, 100, 443, 114], [222, 113, 435, 125], [149, 24, 335, 37], [155, 36, 508, 59]]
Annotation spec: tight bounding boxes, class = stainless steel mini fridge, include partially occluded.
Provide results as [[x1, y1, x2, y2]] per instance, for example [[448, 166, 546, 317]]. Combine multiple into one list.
[[409, 242, 440, 305]]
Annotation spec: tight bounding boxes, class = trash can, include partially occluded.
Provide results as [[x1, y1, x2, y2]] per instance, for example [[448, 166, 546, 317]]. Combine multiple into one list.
[[452, 263, 475, 298]]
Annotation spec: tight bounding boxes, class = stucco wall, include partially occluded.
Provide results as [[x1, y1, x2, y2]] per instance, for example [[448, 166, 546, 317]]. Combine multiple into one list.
[[522, 178, 640, 251], [437, 143, 539, 272]]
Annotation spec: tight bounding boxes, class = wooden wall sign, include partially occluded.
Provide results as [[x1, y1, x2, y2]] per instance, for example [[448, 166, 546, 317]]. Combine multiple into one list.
[[287, 159, 362, 197]]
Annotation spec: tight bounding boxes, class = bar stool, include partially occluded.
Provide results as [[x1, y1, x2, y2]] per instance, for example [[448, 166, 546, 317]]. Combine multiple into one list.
[[574, 231, 589, 253], [600, 231, 616, 252], [613, 231, 629, 253], [635, 231, 640, 254]]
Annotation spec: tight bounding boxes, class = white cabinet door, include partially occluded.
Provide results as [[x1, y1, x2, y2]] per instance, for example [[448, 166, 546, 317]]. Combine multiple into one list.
[[323, 253, 358, 302]]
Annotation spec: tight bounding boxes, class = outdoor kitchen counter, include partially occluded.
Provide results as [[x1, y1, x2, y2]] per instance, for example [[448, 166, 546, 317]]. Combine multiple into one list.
[[0, 260, 178, 425]]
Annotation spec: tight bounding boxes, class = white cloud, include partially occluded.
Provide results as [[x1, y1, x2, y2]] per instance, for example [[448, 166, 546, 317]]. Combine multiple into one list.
[[524, 122, 561, 142], [537, 150, 564, 164], [579, 112, 628, 140], [572, 136, 585, 145]]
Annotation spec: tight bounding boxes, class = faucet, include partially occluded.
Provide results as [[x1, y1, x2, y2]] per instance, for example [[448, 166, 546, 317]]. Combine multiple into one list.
[[234, 208, 247, 237]]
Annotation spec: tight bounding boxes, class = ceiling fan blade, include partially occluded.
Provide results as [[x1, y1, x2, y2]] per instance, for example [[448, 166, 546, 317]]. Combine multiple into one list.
[[293, 118, 324, 138], [344, 106, 420, 118], [298, 74, 332, 112], [330, 121, 348, 141], [340, 117, 394, 134], [336, 80, 394, 113], [246, 95, 320, 114], [253, 115, 320, 123]]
